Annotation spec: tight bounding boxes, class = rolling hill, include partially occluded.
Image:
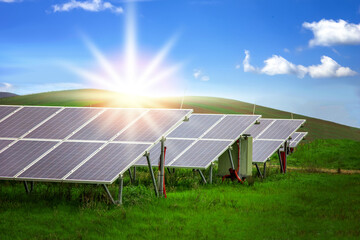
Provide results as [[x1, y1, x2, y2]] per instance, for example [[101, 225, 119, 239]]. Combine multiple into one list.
[[0, 89, 359, 141]]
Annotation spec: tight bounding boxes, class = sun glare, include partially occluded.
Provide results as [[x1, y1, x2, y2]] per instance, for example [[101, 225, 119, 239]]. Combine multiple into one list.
[[63, 2, 183, 101]]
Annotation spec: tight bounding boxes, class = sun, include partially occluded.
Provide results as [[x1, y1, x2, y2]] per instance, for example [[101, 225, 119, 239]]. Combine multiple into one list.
[[62, 2, 184, 100]]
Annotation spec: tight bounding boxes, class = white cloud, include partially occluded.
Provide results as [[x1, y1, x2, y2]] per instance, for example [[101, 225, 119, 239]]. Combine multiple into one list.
[[241, 50, 357, 79], [308, 56, 357, 78], [284, 48, 290, 53], [193, 68, 210, 81], [0, 82, 13, 92], [303, 19, 360, 47], [52, 0, 123, 14]]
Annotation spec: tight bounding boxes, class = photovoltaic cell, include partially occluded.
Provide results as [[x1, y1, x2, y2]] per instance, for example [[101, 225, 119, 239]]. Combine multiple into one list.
[[252, 139, 284, 163], [18, 142, 103, 180], [289, 132, 307, 148], [70, 108, 146, 141], [167, 114, 223, 138], [170, 140, 232, 168], [0, 106, 19, 120], [27, 108, 103, 139], [0, 140, 58, 178], [115, 109, 190, 142], [203, 115, 260, 140], [135, 139, 195, 166], [0, 140, 14, 152], [0, 107, 60, 138], [257, 119, 305, 140], [245, 119, 274, 139], [66, 143, 151, 183]]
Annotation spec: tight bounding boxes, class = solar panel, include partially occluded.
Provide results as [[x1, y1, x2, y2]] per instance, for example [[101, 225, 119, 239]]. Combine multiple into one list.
[[202, 115, 260, 140], [0, 106, 19, 121], [257, 119, 305, 140], [18, 142, 103, 180], [169, 140, 232, 168], [66, 143, 151, 183], [27, 108, 103, 140], [0, 107, 61, 138], [289, 132, 308, 148], [252, 139, 284, 163], [136, 139, 195, 166], [70, 108, 147, 141], [0, 140, 58, 178], [167, 114, 223, 138], [0, 105, 192, 184], [244, 119, 274, 139], [115, 109, 192, 142]]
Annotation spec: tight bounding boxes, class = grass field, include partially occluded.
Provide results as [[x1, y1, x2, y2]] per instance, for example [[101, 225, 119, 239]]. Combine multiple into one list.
[[0, 89, 359, 239], [1, 89, 359, 141], [0, 171, 359, 239]]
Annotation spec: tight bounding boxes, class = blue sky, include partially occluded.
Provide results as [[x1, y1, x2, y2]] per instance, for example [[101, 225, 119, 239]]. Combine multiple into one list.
[[0, 0, 359, 128]]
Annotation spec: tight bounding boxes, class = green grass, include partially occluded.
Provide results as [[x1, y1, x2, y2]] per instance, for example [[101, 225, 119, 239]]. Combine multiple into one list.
[[0, 172, 359, 239], [1, 89, 360, 141]]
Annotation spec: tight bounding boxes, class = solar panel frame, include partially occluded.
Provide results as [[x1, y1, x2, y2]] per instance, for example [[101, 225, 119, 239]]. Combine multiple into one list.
[[256, 119, 306, 140], [289, 132, 308, 148]]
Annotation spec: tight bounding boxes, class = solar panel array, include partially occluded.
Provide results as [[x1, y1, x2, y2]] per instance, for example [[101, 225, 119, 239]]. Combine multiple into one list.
[[136, 114, 261, 169], [289, 132, 308, 148], [245, 118, 305, 163], [0, 106, 192, 184]]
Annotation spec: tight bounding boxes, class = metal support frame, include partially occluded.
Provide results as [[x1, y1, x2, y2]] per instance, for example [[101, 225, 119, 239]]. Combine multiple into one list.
[[283, 141, 288, 173], [133, 167, 136, 182], [128, 169, 133, 183], [263, 162, 267, 178], [209, 163, 213, 184], [24, 181, 34, 194], [102, 174, 124, 205], [227, 148, 235, 170], [198, 169, 207, 184], [145, 153, 159, 197], [255, 163, 263, 178], [158, 137, 165, 197]]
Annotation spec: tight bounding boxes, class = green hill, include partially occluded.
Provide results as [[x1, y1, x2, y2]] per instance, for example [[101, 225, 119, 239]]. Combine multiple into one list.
[[0, 89, 359, 141]]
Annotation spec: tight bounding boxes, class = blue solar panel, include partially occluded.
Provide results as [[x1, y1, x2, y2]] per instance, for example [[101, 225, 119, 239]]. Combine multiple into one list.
[[0, 140, 14, 152], [0, 140, 58, 178], [27, 108, 103, 139], [18, 142, 103, 180], [252, 139, 283, 163], [167, 114, 223, 138], [0, 107, 60, 138], [0, 106, 19, 120], [115, 109, 191, 142], [66, 143, 151, 183], [257, 119, 305, 140], [203, 115, 260, 140], [244, 119, 274, 139]]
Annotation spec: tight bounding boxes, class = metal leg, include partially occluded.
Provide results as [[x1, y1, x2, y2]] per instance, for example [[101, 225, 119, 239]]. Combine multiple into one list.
[[263, 162, 267, 178], [209, 164, 213, 184], [146, 153, 159, 197], [255, 163, 263, 178], [227, 149, 235, 170], [24, 181, 30, 194], [198, 170, 207, 184], [118, 176, 123, 205], [277, 149, 283, 173], [133, 167, 136, 182], [167, 168, 171, 174], [158, 137, 165, 197], [128, 169, 133, 183], [102, 184, 115, 205]]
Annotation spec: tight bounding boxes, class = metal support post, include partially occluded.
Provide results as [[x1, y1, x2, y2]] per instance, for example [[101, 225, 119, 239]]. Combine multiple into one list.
[[145, 153, 159, 197], [209, 163, 213, 184], [128, 169, 133, 183], [133, 167, 136, 182], [102, 184, 115, 205], [263, 162, 267, 178], [158, 137, 165, 197], [255, 163, 263, 178], [198, 170, 207, 184], [227, 148, 235, 170], [118, 175, 123, 205], [277, 149, 283, 173], [167, 168, 171, 174], [237, 139, 241, 175], [283, 141, 288, 173]]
